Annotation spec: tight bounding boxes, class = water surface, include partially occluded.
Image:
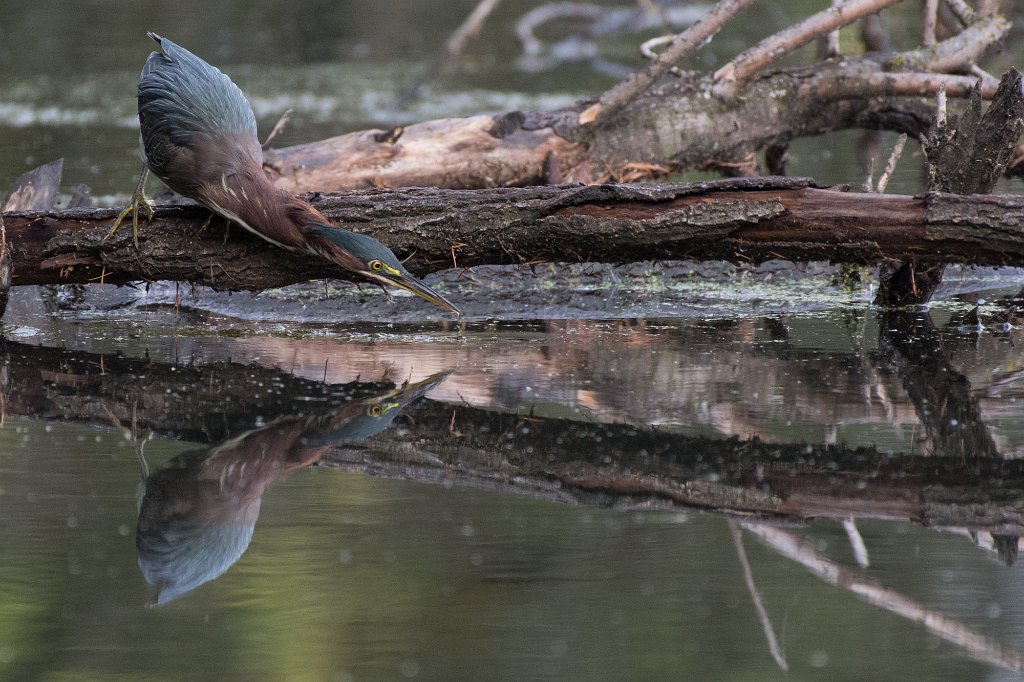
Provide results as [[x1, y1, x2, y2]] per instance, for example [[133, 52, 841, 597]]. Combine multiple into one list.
[[4, 1, 1024, 680]]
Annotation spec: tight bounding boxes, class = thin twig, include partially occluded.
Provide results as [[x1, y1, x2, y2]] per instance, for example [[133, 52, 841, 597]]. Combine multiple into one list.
[[262, 108, 294, 148], [842, 517, 871, 568], [824, 0, 842, 57], [580, 0, 756, 127], [640, 35, 682, 77], [730, 521, 788, 671], [923, 0, 939, 46], [875, 133, 908, 194], [713, 0, 905, 100], [398, 0, 503, 106]]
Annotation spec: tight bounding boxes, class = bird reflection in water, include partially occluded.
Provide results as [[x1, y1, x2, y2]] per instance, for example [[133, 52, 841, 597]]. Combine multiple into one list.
[[135, 371, 449, 605]]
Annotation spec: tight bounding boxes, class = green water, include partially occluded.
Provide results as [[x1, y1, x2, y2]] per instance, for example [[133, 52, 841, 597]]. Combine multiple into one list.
[[1, 415, 1022, 682], [4, 1, 1024, 680]]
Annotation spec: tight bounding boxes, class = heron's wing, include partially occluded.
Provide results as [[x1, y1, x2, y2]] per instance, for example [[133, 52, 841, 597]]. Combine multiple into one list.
[[138, 33, 261, 192]]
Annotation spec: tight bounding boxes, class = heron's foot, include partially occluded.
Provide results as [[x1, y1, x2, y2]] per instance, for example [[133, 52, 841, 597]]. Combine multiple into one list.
[[106, 191, 155, 246], [197, 211, 215, 235]]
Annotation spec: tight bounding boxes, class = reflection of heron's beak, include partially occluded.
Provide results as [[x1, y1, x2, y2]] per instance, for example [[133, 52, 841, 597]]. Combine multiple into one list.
[[383, 369, 455, 404], [364, 269, 462, 316]]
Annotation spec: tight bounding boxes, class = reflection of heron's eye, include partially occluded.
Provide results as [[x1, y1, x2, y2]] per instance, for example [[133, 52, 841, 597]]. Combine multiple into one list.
[[368, 405, 384, 417], [369, 260, 385, 271]]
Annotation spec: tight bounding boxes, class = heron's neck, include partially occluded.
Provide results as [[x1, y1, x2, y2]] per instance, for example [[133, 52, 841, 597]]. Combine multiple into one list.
[[205, 166, 328, 252]]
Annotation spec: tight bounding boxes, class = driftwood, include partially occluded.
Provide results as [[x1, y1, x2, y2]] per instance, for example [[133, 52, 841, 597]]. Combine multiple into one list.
[[5, 177, 1024, 290], [262, 6, 1010, 191]]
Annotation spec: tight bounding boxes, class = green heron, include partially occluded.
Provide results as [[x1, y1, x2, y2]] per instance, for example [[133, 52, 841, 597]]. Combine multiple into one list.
[[111, 32, 460, 315]]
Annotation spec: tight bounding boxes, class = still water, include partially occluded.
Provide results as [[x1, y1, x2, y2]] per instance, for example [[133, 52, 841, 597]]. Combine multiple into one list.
[[6, 298, 1024, 680], [4, 0, 1024, 680]]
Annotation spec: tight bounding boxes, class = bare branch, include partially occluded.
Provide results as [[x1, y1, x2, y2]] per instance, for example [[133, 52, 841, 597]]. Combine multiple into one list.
[[579, 0, 756, 126], [802, 71, 996, 101], [743, 522, 1024, 674], [730, 521, 788, 671], [713, 0, 905, 100], [892, 15, 1009, 73]]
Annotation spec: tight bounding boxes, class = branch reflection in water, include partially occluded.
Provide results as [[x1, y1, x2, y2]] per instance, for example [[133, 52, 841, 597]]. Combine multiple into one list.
[[133, 372, 450, 605]]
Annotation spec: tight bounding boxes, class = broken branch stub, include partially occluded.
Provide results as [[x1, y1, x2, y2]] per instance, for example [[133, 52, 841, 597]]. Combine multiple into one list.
[[926, 67, 1024, 194], [875, 69, 1024, 307]]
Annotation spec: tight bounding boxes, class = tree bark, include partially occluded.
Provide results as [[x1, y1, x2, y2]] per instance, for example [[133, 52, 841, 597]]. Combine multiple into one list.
[[6, 177, 1024, 291]]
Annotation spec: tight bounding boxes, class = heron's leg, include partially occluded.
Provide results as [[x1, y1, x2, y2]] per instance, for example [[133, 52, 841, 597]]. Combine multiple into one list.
[[107, 165, 155, 246], [197, 211, 219, 235]]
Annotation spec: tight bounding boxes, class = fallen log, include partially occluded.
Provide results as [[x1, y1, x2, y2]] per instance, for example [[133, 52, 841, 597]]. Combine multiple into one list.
[[4, 177, 1024, 291]]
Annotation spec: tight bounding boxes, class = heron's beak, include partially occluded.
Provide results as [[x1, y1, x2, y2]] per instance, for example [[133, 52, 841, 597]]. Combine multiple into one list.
[[365, 269, 462, 316]]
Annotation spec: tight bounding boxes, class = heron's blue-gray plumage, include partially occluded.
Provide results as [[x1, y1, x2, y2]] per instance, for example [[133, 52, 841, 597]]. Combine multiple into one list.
[[138, 32, 260, 195]]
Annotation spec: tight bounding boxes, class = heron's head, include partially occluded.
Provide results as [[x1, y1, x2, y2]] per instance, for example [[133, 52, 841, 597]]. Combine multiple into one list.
[[307, 224, 461, 316]]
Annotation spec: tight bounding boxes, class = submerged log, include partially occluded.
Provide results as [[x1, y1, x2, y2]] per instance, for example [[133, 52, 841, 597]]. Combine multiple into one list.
[[4, 177, 1024, 291]]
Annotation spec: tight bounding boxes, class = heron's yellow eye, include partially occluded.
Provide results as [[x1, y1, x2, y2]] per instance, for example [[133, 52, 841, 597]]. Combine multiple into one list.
[[369, 260, 385, 271], [368, 405, 384, 417]]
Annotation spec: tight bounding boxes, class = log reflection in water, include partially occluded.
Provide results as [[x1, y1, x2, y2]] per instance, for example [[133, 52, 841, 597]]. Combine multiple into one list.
[[879, 310, 999, 458], [134, 372, 449, 605], [4, 331, 1024, 530]]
